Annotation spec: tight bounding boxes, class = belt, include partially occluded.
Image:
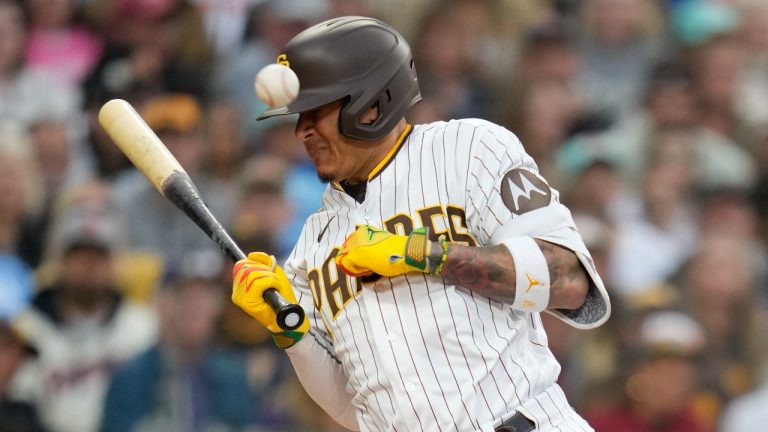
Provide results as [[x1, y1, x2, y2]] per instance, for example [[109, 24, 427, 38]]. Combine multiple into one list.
[[495, 412, 536, 432]]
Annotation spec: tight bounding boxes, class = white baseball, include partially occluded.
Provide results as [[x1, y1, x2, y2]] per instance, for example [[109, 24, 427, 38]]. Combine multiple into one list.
[[254, 64, 300, 108]]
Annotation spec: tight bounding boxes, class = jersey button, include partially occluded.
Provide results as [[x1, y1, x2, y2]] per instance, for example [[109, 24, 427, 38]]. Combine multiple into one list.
[[405, 382, 416, 392], [386, 332, 397, 341]]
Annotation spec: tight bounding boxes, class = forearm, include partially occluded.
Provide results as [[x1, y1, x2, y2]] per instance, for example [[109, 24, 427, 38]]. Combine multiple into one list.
[[286, 332, 360, 431], [439, 240, 588, 310]]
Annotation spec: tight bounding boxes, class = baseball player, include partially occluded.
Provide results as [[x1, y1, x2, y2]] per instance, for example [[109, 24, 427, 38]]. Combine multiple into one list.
[[231, 16, 610, 432]]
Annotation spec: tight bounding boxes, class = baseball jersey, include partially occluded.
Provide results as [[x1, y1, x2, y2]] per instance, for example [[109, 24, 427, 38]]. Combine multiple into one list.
[[283, 119, 610, 432]]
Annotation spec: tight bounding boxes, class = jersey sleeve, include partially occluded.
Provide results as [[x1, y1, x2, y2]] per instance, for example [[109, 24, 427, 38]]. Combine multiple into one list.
[[282, 226, 360, 430], [461, 122, 610, 329]]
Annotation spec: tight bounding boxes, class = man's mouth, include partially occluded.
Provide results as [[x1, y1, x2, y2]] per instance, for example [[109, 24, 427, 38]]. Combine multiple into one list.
[[304, 141, 328, 161]]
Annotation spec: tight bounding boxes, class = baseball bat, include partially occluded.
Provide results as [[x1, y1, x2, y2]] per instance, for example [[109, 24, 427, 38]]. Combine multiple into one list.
[[98, 99, 304, 331]]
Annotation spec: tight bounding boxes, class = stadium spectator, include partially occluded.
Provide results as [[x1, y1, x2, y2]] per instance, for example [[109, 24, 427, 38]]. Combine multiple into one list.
[[607, 129, 699, 297], [102, 248, 295, 431], [10, 203, 157, 432], [0, 129, 37, 318], [0, 320, 45, 432], [689, 34, 765, 152], [0, 0, 81, 132], [573, 0, 667, 123], [559, 58, 756, 193], [231, 153, 294, 260], [407, 0, 496, 122], [585, 309, 712, 432], [678, 235, 767, 422], [23, 0, 104, 87]]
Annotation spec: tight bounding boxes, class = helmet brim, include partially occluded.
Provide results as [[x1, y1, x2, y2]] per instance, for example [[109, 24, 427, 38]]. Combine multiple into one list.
[[257, 88, 351, 121], [257, 106, 293, 120]]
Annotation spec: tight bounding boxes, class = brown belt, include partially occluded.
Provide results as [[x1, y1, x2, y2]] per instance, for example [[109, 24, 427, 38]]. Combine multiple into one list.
[[495, 412, 536, 432]]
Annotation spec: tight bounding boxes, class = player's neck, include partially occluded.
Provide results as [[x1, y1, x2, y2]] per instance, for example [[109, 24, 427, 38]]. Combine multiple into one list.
[[347, 119, 408, 184]]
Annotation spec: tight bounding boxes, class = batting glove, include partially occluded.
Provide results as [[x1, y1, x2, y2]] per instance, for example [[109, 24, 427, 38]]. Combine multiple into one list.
[[232, 252, 308, 349], [335, 225, 449, 277]]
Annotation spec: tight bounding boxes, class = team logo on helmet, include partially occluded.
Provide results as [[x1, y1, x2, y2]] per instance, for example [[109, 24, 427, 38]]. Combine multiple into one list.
[[500, 168, 551, 215], [277, 54, 290, 67]]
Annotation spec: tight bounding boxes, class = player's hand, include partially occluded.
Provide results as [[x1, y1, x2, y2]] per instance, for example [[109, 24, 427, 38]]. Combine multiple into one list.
[[232, 252, 308, 348], [335, 225, 448, 277]]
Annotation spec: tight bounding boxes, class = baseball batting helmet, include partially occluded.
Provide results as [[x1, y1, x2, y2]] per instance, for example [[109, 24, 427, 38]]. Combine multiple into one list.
[[257, 16, 421, 141]]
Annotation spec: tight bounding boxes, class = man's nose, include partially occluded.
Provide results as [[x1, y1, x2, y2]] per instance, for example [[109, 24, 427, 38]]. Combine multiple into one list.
[[295, 114, 313, 140]]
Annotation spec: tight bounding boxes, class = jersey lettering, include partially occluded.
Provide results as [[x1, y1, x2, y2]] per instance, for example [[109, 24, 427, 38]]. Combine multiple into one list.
[[321, 248, 358, 319], [446, 205, 476, 246], [417, 206, 450, 242], [309, 205, 476, 322], [384, 214, 413, 236]]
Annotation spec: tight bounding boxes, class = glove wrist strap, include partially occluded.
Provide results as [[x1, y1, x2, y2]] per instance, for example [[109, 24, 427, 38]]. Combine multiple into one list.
[[404, 227, 430, 271], [404, 227, 450, 275], [272, 330, 305, 349]]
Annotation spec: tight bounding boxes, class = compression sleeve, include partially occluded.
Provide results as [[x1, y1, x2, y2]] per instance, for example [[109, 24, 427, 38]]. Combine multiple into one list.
[[286, 336, 360, 430], [283, 231, 360, 431]]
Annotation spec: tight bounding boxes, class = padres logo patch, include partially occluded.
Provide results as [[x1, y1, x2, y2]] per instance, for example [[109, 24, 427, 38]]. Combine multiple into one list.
[[500, 168, 551, 215]]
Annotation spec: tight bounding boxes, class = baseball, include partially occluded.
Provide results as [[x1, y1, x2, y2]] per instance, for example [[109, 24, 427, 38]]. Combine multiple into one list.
[[254, 63, 300, 108]]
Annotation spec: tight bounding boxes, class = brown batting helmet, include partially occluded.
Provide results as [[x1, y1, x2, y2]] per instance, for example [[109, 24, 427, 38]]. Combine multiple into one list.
[[257, 16, 421, 141]]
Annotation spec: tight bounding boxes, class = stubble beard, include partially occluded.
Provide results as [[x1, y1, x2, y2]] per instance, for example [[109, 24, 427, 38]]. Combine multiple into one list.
[[317, 173, 333, 183]]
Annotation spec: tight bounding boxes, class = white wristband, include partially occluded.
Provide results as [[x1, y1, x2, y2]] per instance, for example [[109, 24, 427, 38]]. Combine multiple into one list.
[[501, 237, 550, 312]]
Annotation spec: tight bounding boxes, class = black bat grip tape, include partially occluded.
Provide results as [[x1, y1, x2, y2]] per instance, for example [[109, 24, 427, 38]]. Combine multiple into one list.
[[163, 172, 305, 332]]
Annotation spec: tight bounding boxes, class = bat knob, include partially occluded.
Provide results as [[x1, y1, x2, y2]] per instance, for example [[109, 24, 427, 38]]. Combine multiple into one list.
[[263, 288, 306, 331], [277, 304, 306, 331]]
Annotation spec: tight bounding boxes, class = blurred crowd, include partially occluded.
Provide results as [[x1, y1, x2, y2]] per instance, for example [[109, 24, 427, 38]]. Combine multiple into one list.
[[0, 0, 767, 431]]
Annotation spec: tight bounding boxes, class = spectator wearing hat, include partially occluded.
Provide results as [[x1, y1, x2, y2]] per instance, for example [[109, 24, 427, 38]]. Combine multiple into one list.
[[0, 320, 45, 432], [584, 309, 712, 432], [102, 248, 295, 432], [111, 93, 237, 267], [9, 204, 158, 432]]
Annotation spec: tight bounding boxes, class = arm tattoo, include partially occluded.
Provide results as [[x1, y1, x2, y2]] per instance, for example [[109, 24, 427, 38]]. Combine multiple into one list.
[[440, 244, 517, 303], [440, 240, 588, 310]]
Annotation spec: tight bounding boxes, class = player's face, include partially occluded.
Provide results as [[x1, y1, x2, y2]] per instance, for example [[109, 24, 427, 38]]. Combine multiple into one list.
[[295, 101, 373, 182]]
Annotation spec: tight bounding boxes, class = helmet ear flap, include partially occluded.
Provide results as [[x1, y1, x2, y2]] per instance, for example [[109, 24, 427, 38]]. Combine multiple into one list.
[[340, 92, 389, 141], [339, 61, 421, 141]]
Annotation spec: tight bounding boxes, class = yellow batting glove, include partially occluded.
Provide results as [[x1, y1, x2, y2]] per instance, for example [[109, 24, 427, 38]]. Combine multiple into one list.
[[231, 252, 308, 348], [335, 225, 449, 277]]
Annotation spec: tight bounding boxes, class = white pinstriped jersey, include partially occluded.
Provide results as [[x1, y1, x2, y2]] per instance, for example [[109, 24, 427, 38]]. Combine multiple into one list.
[[284, 119, 610, 432]]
